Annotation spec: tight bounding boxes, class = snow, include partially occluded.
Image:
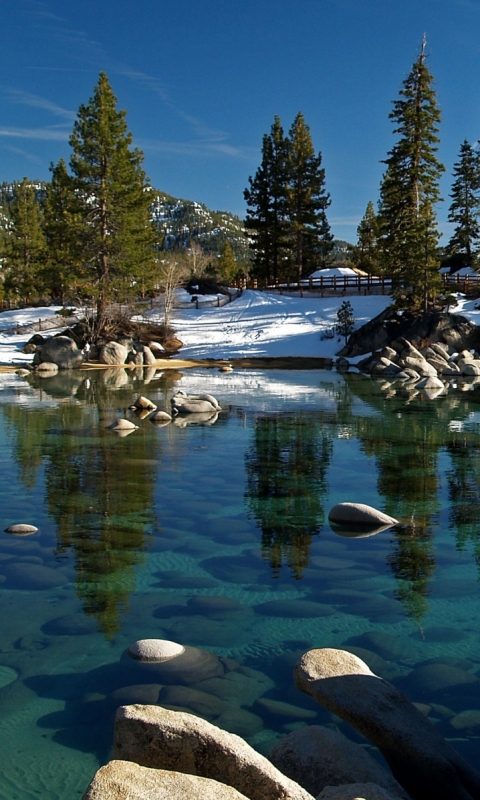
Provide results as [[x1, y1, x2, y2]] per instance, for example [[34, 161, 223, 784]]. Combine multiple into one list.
[[308, 267, 358, 278], [1, 290, 479, 368]]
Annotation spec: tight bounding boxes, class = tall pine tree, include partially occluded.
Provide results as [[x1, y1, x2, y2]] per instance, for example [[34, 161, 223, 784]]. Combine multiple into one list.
[[4, 178, 46, 304], [377, 37, 444, 310], [42, 159, 81, 304], [54, 72, 157, 337], [445, 140, 480, 269], [244, 116, 289, 284], [286, 112, 333, 280]]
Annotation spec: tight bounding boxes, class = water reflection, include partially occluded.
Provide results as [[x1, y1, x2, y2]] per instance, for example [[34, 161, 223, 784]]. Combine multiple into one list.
[[245, 415, 333, 579]]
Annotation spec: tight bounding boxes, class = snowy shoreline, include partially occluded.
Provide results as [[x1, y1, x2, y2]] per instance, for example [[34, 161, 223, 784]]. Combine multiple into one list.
[[1, 290, 479, 370]]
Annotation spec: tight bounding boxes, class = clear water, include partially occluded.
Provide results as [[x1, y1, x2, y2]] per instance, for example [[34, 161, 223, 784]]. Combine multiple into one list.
[[1, 366, 480, 798]]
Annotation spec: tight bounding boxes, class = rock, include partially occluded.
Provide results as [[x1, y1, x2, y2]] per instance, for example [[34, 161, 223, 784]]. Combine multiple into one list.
[[173, 411, 218, 426], [107, 419, 138, 431], [254, 600, 334, 618], [450, 710, 480, 730], [338, 308, 477, 359], [462, 361, 480, 376], [159, 685, 227, 718], [148, 340, 165, 353], [294, 648, 480, 800], [371, 358, 403, 377], [328, 503, 398, 528], [4, 523, 38, 535], [268, 725, 410, 799], [109, 684, 163, 706], [124, 644, 225, 684], [99, 342, 129, 365], [82, 760, 250, 800], [220, 365, 233, 372], [402, 355, 437, 377], [344, 631, 417, 661], [255, 697, 317, 720], [128, 639, 185, 663], [416, 376, 445, 390], [22, 333, 45, 354], [215, 707, 263, 738], [35, 361, 59, 374], [171, 391, 221, 415], [317, 783, 404, 800], [142, 345, 157, 366], [130, 396, 157, 411], [163, 336, 183, 352], [150, 410, 172, 423], [33, 335, 83, 369], [186, 595, 243, 618], [402, 663, 479, 696], [113, 705, 316, 800]]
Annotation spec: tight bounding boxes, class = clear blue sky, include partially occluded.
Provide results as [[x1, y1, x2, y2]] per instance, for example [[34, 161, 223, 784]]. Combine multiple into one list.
[[1, 0, 479, 243]]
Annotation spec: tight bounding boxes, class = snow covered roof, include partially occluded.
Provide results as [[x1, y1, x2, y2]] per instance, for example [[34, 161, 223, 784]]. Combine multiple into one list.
[[308, 267, 358, 279]]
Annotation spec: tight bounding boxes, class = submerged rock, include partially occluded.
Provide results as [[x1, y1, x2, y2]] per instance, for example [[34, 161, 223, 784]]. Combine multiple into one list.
[[268, 725, 410, 799]]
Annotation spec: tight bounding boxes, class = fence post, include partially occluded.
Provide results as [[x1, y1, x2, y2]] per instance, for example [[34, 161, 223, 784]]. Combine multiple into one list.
[[39, 319, 42, 331], [196, 298, 199, 310]]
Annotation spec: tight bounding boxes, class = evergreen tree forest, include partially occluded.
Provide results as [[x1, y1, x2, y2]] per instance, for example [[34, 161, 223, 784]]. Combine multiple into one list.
[[0, 73, 250, 335], [2, 43, 480, 317], [244, 113, 333, 284]]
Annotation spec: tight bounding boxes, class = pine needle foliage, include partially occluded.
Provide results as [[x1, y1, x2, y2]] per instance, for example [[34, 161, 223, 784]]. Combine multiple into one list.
[[445, 140, 480, 269], [56, 72, 157, 338], [378, 37, 445, 310]]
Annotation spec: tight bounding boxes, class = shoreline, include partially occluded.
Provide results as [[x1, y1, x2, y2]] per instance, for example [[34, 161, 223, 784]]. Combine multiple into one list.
[[0, 356, 335, 374]]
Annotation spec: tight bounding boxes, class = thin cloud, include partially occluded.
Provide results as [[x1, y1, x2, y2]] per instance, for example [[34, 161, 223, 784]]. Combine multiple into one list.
[[0, 127, 69, 141], [2, 88, 76, 123], [0, 144, 44, 166], [140, 138, 255, 161]]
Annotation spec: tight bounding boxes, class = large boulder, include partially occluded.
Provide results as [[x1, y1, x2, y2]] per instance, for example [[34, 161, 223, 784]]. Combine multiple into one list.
[[33, 335, 84, 369], [338, 308, 477, 359], [82, 760, 250, 800], [99, 342, 129, 365], [294, 648, 480, 800], [113, 705, 316, 800], [268, 726, 409, 799]]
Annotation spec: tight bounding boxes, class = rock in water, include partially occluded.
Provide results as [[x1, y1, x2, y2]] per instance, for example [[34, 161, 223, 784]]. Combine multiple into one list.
[[113, 705, 316, 800], [128, 638, 185, 663], [294, 648, 480, 800], [4, 523, 38, 535], [268, 725, 410, 799], [82, 760, 251, 800], [328, 503, 398, 527]]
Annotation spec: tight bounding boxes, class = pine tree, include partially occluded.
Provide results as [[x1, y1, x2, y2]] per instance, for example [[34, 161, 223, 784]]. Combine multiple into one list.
[[244, 116, 289, 284], [445, 140, 480, 269], [4, 178, 46, 304], [59, 72, 157, 337], [286, 112, 333, 280], [336, 300, 355, 343], [216, 240, 237, 284], [377, 37, 445, 310], [42, 159, 81, 304], [352, 200, 380, 274]]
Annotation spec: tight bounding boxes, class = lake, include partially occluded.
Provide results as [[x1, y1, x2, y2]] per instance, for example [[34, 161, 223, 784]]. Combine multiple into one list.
[[0, 365, 480, 798]]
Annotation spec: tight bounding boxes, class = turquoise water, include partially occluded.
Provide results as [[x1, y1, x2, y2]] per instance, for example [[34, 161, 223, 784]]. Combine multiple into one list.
[[1, 366, 480, 797]]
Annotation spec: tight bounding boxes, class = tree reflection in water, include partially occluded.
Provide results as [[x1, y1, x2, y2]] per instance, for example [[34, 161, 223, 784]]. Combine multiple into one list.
[[245, 414, 333, 578], [1, 369, 175, 638]]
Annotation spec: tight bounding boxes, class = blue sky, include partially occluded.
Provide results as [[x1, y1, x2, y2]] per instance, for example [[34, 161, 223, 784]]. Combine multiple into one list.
[[1, 0, 480, 243]]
